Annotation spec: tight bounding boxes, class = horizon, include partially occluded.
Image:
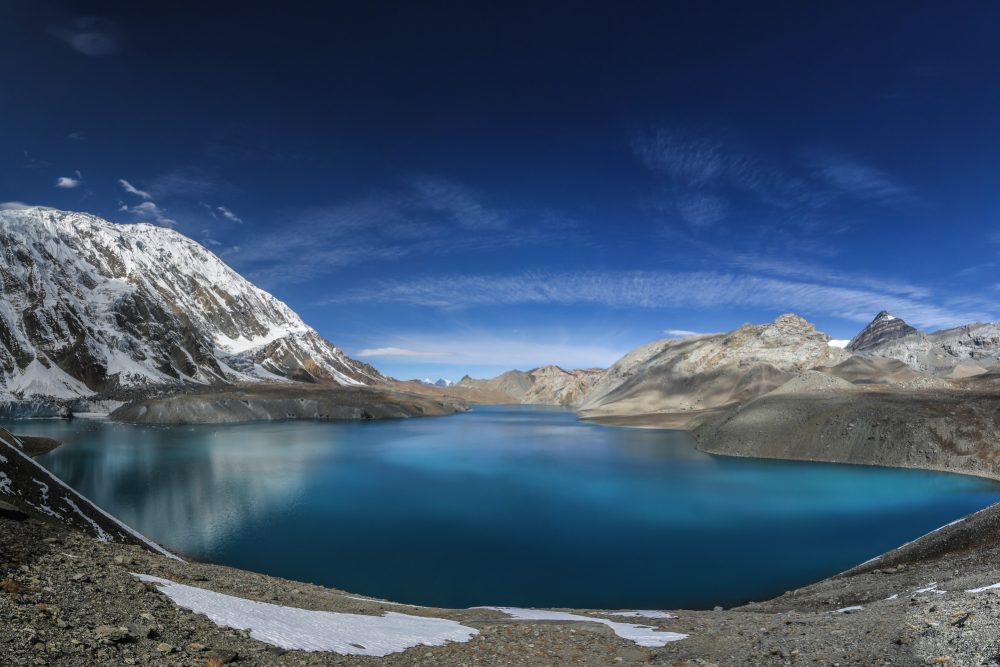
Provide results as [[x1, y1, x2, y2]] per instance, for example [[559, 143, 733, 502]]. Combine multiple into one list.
[[3, 3, 999, 380]]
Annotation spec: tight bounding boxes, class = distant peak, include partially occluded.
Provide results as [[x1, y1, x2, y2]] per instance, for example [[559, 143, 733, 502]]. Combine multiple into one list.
[[846, 311, 918, 353]]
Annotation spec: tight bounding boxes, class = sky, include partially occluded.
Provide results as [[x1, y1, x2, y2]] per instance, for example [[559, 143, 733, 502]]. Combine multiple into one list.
[[2, 1, 1000, 381]]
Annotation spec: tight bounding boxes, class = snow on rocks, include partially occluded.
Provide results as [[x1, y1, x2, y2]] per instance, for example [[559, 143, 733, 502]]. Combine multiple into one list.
[[133, 574, 479, 655], [480, 607, 687, 647]]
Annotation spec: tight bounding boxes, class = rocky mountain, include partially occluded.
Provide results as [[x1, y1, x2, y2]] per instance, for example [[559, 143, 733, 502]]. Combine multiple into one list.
[[0, 207, 383, 402], [578, 314, 850, 418], [847, 312, 1000, 377], [846, 311, 918, 353], [457, 366, 604, 406]]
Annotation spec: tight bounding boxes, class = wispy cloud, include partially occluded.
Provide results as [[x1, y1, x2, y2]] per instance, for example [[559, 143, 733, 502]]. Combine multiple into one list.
[[229, 177, 554, 287], [632, 125, 914, 231], [663, 329, 711, 338], [148, 167, 220, 198], [330, 269, 996, 331], [409, 177, 508, 230], [55, 175, 81, 189], [808, 154, 914, 204], [49, 17, 120, 57], [216, 206, 242, 223], [119, 201, 176, 227], [357, 347, 450, 358], [354, 333, 626, 369], [119, 179, 152, 200]]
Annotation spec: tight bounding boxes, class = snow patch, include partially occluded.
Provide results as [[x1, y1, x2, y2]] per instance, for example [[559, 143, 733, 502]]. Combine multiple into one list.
[[966, 582, 1000, 594], [834, 606, 863, 614], [914, 582, 946, 595], [827, 339, 850, 349], [0, 471, 11, 495], [605, 610, 676, 619], [481, 607, 687, 647], [133, 574, 478, 655]]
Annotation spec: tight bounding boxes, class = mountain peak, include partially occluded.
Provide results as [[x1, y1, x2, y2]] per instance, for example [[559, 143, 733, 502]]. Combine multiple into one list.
[[846, 312, 918, 353], [0, 207, 383, 401]]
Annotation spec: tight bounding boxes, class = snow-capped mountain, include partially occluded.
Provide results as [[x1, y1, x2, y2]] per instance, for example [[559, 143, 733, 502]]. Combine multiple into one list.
[[0, 207, 383, 400], [419, 378, 454, 387]]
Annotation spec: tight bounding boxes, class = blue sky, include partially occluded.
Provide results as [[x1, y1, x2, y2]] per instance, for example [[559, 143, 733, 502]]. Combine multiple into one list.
[[2, 2, 1000, 380]]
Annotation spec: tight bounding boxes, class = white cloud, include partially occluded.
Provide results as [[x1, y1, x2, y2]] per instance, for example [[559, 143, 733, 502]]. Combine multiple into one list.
[[0, 201, 52, 211], [331, 270, 997, 331], [56, 176, 81, 189], [118, 179, 152, 200], [217, 206, 242, 223], [357, 347, 450, 358], [120, 201, 176, 227]]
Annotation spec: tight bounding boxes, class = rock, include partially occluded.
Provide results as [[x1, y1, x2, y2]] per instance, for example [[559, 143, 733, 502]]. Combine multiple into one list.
[[204, 648, 238, 663], [94, 625, 129, 643], [155, 642, 173, 653]]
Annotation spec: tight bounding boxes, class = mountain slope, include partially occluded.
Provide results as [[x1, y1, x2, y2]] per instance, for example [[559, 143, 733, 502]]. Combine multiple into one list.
[[457, 366, 604, 406], [578, 314, 850, 417], [846, 311, 918, 352], [0, 207, 382, 400]]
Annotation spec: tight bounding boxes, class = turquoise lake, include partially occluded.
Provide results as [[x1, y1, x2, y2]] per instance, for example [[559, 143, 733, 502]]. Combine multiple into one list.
[[10, 405, 1000, 610]]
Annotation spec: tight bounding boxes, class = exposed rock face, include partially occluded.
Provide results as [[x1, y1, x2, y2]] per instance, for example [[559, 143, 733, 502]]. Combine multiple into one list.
[[520, 366, 604, 406], [848, 312, 1000, 376], [579, 314, 849, 417], [0, 208, 382, 402], [692, 378, 1000, 481], [457, 366, 604, 406], [846, 311, 918, 353]]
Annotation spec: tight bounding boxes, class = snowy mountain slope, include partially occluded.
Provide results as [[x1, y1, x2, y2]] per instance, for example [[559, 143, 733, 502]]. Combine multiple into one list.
[[0, 207, 383, 400]]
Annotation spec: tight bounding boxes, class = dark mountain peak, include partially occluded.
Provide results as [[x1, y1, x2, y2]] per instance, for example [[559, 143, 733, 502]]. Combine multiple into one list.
[[847, 312, 919, 353]]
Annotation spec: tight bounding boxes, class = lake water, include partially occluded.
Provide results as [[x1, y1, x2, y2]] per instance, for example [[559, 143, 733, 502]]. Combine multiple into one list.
[[10, 405, 1000, 610]]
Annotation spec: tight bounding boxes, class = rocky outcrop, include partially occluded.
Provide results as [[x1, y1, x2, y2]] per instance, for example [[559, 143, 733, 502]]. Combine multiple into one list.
[[846, 311, 919, 353], [457, 366, 604, 407], [847, 312, 1000, 377], [457, 370, 534, 400], [579, 314, 849, 418], [0, 207, 383, 403]]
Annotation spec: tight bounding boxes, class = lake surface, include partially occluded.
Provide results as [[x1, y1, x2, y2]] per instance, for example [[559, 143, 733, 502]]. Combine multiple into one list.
[[10, 405, 1000, 610]]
